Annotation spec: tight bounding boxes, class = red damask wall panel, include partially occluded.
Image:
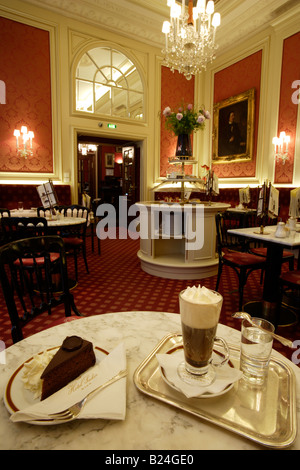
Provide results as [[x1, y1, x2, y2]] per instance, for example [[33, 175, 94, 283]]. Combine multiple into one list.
[[0, 17, 53, 173], [274, 31, 300, 184], [160, 66, 195, 177], [212, 51, 262, 179]]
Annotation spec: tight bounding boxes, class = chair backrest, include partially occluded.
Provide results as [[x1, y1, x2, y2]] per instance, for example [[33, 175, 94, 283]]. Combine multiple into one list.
[[246, 211, 278, 228], [0, 208, 10, 218], [61, 204, 89, 220], [0, 208, 11, 246], [0, 235, 74, 343], [37, 205, 66, 217], [60, 205, 90, 237], [1, 217, 48, 243], [215, 211, 248, 253]]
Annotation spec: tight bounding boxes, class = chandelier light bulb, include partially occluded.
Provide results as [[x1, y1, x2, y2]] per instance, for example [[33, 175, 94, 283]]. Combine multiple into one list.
[[197, 0, 206, 13], [162, 0, 221, 80], [162, 21, 171, 34], [206, 1, 214, 15], [212, 12, 221, 27]]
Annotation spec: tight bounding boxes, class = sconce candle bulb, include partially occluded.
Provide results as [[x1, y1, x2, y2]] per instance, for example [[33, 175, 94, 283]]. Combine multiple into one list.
[[272, 131, 290, 165], [13, 126, 34, 158]]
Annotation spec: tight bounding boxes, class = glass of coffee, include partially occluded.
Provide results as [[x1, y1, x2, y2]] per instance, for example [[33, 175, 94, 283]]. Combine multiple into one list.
[[178, 286, 229, 386]]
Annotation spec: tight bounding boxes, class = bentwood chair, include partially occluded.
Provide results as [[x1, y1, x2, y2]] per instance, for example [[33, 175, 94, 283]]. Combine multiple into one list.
[[0, 236, 82, 343], [58, 205, 90, 280], [37, 205, 66, 218], [215, 211, 267, 310], [0, 208, 10, 217], [0, 208, 11, 246], [1, 216, 48, 243], [279, 254, 300, 314]]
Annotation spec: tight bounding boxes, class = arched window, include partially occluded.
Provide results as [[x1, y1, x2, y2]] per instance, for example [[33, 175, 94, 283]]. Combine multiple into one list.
[[75, 46, 144, 120]]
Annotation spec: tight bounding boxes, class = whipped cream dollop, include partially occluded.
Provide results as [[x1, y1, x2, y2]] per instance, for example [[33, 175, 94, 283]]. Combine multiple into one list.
[[181, 285, 221, 304], [180, 285, 222, 329], [22, 350, 55, 399]]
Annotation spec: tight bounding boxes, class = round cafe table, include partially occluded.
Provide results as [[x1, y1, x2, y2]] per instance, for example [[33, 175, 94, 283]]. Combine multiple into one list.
[[0, 311, 299, 450]]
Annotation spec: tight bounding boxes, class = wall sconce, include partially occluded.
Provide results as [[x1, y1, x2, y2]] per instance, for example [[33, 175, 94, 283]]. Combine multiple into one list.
[[13, 126, 34, 159], [115, 155, 123, 165], [272, 131, 290, 165]]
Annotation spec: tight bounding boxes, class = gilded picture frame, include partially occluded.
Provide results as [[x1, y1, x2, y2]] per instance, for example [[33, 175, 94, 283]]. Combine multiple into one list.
[[212, 88, 255, 163]]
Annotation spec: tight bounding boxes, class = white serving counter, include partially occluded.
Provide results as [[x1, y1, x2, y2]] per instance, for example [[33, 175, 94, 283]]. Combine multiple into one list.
[[136, 201, 230, 279]]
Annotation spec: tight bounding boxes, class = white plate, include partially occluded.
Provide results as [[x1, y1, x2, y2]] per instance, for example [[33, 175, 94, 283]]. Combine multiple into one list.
[[160, 346, 236, 398], [4, 345, 108, 425]]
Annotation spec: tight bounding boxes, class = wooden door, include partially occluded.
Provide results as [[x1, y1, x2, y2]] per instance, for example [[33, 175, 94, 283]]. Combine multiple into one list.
[[78, 152, 96, 204], [122, 145, 140, 204]]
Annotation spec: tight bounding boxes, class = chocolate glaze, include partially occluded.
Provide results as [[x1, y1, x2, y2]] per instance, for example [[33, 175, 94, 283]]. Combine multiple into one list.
[[62, 336, 83, 351]]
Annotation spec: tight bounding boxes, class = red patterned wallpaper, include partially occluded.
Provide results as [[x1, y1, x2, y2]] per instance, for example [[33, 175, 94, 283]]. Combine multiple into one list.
[[212, 51, 262, 178], [0, 17, 53, 173], [274, 32, 300, 184], [160, 66, 195, 177]]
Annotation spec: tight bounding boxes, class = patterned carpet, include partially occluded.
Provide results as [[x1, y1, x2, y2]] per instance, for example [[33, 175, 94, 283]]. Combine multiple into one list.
[[0, 230, 299, 364]]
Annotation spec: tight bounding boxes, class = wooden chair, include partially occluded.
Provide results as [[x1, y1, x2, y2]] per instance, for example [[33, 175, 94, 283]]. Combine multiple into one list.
[[58, 205, 90, 281], [91, 198, 101, 255], [215, 211, 267, 310], [0, 236, 82, 344], [37, 205, 66, 218], [279, 253, 300, 314], [0, 208, 10, 217], [0, 208, 11, 246], [1, 216, 48, 244]]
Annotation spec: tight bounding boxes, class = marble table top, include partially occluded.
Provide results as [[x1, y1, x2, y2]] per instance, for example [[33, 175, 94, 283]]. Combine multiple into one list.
[[8, 210, 86, 227], [228, 225, 300, 248], [0, 311, 299, 450]]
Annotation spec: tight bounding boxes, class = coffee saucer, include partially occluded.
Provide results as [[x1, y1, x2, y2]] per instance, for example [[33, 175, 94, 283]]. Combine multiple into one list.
[[157, 347, 241, 399]]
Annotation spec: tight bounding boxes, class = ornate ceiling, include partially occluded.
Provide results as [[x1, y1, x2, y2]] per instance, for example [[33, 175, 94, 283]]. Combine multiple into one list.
[[17, 0, 299, 52]]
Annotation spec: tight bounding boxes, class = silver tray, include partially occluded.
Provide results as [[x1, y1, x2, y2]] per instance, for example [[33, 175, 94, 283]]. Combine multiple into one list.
[[133, 333, 297, 449]]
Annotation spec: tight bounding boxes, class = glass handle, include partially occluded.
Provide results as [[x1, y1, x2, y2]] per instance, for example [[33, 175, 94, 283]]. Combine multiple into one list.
[[211, 337, 230, 368]]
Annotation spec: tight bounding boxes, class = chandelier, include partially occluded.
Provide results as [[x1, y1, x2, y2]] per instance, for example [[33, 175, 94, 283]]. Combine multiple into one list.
[[162, 0, 221, 80], [13, 126, 34, 158]]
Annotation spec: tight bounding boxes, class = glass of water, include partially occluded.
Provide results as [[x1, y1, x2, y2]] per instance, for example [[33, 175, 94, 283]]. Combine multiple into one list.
[[240, 317, 274, 385]]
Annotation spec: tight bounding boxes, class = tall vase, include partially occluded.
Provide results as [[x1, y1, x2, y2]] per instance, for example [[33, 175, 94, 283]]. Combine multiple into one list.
[[176, 133, 192, 158]]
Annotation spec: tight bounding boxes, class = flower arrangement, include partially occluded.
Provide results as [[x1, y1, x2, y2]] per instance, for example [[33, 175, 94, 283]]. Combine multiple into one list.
[[162, 103, 210, 136]]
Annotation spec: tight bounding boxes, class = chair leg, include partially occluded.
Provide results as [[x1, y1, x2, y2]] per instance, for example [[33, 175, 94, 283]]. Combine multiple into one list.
[[238, 269, 247, 311], [215, 262, 223, 291], [82, 244, 89, 274], [289, 258, 294, 271], [74, 250, 78, 281]]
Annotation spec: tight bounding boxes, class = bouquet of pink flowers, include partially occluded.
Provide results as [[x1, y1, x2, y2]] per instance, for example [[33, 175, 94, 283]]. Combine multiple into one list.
[[162, 103, 210, 136]]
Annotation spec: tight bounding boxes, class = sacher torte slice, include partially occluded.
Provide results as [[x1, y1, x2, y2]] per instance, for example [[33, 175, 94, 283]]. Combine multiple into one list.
[[40, 335, 96, 400]]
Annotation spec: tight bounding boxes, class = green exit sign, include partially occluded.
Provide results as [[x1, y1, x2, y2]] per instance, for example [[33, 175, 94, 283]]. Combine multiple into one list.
[[107, 123, 117, 129]]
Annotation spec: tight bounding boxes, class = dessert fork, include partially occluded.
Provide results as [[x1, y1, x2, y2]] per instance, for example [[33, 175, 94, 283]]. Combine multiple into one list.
[[49, 369, 127, 421]]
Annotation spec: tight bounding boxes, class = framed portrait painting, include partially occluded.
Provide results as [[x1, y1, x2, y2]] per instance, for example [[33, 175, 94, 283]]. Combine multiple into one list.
[[212, 88, 255, 163], [105, 153, 115, 168]]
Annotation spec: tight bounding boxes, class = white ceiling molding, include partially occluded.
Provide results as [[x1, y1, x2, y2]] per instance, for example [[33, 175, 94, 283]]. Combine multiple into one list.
[[17, 0, 298, 52]]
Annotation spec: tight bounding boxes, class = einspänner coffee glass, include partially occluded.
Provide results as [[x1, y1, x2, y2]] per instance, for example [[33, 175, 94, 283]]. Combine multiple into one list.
[[178, 286, 229, 386]]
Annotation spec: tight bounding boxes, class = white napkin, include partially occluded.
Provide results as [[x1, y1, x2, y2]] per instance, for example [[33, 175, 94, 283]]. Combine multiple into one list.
[[157, 349, 242, 398], [10, 343, 127, 423]]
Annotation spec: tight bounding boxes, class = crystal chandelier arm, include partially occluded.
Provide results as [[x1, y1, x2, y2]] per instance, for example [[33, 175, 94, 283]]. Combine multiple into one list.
[[162, 0, 221, 80]]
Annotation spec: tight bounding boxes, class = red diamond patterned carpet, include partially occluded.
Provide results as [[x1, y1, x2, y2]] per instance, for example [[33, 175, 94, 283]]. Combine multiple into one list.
[[0, 230, 299, 365]]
